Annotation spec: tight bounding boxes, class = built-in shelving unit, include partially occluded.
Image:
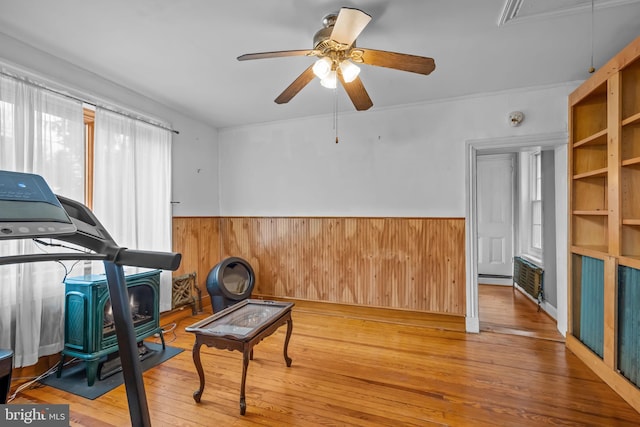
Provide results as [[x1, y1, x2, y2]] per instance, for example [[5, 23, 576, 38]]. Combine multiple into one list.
[[621, 59, 640, 261], [568, 35, 640, 414]]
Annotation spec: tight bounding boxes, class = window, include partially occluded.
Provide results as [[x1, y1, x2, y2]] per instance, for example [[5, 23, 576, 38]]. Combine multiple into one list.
[[91, 107, 173, 311], [0, 74, 85, 367], [531, 152, 542, 251], [1, 72, 173, 366]]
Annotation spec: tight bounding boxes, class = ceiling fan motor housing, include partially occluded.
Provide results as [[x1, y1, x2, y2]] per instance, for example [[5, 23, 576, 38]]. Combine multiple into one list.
[[313, 26, 334, 51], [314, 12, 353, 55]]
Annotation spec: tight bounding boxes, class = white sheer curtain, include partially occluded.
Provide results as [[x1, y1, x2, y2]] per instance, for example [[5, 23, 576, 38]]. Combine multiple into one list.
[[93, 107, 173, 310], [0, 75, 85, 367]]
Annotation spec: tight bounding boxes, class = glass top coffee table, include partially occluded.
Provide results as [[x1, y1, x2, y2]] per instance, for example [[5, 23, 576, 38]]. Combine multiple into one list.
[[186, 299, 294, 415]]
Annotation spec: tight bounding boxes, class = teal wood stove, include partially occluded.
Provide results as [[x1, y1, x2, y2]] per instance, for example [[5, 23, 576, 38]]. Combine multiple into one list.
[[57, 268, 164, 386]]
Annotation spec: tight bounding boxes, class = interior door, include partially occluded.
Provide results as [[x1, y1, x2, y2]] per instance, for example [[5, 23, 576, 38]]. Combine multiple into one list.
[[477, 154, 514, 277]]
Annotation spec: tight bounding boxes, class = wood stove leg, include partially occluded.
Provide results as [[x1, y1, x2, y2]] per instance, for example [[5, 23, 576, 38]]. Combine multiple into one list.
[[159, 328, 166, 350], [192, 341, 204, 403], [86, 359, 99, 387], [283, 317, 293, 367], [240, 349, 250, 415]]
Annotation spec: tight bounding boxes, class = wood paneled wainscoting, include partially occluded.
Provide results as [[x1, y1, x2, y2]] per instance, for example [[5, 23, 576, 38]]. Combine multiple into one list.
[[172, 217, 221, 287], [172, 217, 465, 317]]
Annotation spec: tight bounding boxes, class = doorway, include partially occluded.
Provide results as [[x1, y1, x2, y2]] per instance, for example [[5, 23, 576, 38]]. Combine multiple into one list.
[[464, 132, 568, 336]]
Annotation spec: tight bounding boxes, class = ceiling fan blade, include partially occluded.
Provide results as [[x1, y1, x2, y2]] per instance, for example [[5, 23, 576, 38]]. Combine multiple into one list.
[[357, 48, 436, 75], [338, 72, 373, 111], [237, 50, 313, 61], [330, 8, 372, 47], [275, 65, 316, 104]]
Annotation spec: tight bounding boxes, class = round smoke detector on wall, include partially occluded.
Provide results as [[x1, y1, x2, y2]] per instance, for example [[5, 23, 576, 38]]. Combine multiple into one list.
[[509, 111, 524, 127]]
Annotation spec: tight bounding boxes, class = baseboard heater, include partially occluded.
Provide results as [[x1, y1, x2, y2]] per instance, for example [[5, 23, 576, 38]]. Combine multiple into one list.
[[513, 256, 544, 308]]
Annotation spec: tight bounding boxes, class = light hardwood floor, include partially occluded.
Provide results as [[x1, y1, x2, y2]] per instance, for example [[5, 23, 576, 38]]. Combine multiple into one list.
[[9, 293, 640, 426], [479, 283, 563, 341]]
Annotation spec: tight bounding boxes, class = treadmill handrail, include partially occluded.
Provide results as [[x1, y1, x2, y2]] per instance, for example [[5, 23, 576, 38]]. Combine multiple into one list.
[[0, 252, 108, 266]]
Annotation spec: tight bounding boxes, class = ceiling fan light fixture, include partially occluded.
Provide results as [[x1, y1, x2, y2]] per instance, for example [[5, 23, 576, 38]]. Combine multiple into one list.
[[320, 70, 337, 89], [339, 60, 360, 83], [237, 7, 435, 112], [312, 57, 333, 79]]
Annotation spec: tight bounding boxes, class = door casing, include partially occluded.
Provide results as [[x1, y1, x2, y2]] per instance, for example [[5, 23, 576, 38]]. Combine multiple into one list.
[[465, 132, 567, 333]]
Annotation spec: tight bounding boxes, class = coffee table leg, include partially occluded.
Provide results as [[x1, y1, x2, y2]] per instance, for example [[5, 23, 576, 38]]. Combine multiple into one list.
[[240, 350, 250, 415], [283, 318, 293, 367], [192, 342, 205, 403]]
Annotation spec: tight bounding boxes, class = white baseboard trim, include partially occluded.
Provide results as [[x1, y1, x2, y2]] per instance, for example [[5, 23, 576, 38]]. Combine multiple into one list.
[[466, 316, 480, 333], [513, 283, 558, 320], [541, 300, 558, 320], [478, 277, 512, 286]]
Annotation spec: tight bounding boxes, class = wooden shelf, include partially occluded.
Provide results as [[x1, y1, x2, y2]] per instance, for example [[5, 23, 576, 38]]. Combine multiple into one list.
[[573, 167, 608, 180], [571, 245, 608, 259], [619, 255, 640, 271], [622, 219, 640, 225], [573, 210, 608, 216], [574, 129, 608, 148], [622, 157, 640, 167], [622, 111, 640, 127]]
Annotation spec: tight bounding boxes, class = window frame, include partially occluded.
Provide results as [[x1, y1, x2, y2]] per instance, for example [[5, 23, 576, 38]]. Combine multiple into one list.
[[84, 108, 95, 209], [529, 151, 543, 256]]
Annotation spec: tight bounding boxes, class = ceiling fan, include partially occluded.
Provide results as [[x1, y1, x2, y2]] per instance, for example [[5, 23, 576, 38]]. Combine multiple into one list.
[[237, 7, 436, 111]]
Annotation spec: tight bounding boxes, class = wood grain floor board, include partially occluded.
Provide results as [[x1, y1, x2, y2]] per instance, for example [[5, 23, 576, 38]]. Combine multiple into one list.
[[9, 289, 640, 426]]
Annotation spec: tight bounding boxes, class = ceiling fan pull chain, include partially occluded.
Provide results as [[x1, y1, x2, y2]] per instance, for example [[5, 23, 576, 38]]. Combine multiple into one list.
[[334, 87, 339, 143]]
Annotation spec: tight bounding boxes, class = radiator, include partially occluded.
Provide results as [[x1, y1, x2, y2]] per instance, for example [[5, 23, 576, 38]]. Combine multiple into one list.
[[513, 256, 544, 303]]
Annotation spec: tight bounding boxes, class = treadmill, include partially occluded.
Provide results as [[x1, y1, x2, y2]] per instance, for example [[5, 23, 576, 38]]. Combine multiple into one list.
[[0, 170, 181, 427]]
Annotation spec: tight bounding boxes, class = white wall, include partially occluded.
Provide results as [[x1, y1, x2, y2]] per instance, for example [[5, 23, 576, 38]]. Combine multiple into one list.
[[541, 150, 558, 309], [219, 83, 578, 217], [170, 119, 219, 217], [0, 31, 219, 217]]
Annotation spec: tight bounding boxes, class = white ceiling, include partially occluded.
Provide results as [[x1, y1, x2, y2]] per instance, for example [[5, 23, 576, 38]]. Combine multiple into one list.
[[0, 0, 639, 129]]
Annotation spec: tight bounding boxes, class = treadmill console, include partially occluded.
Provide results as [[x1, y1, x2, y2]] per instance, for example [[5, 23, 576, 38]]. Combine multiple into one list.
[[0, 170, 77, 239]]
